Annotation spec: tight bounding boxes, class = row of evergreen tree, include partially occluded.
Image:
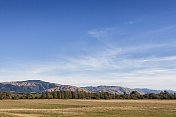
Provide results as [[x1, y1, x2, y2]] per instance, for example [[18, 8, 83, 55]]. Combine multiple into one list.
[[0, 90, 176, 100]]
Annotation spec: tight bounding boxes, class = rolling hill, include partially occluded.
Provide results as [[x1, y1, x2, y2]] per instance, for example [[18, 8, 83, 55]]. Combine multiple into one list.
[[0, 80, 88, 94], [0, 80, 175, 94], [81, 86, 135, 95]]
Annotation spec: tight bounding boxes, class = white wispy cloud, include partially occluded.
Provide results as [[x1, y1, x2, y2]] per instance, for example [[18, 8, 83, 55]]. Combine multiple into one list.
[[0, 46, 176, 90], [124, 18, 142, 25], [1, 26, 176, 90]]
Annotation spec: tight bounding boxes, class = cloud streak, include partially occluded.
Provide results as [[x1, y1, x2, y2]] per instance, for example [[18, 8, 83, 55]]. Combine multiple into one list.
[[0, 46, 176, 90], [1, 26, 176, 90]]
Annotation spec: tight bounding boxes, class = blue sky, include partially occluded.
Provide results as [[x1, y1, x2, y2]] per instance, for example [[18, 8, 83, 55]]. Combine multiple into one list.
[[0, 0, 176, 90]]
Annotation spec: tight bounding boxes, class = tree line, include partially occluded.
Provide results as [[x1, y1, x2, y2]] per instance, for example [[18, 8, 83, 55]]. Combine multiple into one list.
[[0, 90, 176, 100]]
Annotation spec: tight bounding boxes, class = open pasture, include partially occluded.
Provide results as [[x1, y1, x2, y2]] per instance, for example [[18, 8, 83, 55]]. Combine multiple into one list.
[[0, 99, 176, 117]]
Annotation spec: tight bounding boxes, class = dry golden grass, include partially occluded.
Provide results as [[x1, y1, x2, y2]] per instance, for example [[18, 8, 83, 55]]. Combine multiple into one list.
[[0, 99, 176, 117]]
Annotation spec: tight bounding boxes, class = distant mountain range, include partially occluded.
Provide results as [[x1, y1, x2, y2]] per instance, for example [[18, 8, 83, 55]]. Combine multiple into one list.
[[134, 88, 176, 94], [82, 86, 133, 95], [0, 80, 175, 94], [1, 80, 88, 94]]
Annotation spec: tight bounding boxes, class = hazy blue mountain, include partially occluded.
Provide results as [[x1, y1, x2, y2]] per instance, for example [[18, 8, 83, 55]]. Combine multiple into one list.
[[134, 88, 176, 94]]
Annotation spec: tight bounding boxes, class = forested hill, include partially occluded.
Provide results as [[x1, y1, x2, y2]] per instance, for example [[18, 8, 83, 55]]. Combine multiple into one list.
[[0, 80, 176, 94]]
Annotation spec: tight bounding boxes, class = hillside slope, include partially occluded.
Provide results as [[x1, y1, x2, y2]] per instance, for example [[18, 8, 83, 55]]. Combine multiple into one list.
[[1, 80, 88, 93], [1, 80, 175, 94], [82, 86, 135, 95]]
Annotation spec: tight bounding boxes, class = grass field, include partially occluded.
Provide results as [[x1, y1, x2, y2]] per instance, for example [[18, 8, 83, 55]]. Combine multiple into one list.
[[0, 99, 176, 117]]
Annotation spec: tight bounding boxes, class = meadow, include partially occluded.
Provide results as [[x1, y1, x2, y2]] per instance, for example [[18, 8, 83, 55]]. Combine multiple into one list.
[[0, 99, 176, 117]]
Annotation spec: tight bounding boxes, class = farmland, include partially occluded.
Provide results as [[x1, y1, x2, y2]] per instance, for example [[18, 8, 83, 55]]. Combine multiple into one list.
[[0, 99, 176, 117]]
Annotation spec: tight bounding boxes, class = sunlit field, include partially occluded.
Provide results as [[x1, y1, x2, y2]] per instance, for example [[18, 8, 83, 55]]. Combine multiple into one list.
[[0, 99, 176, 117]]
